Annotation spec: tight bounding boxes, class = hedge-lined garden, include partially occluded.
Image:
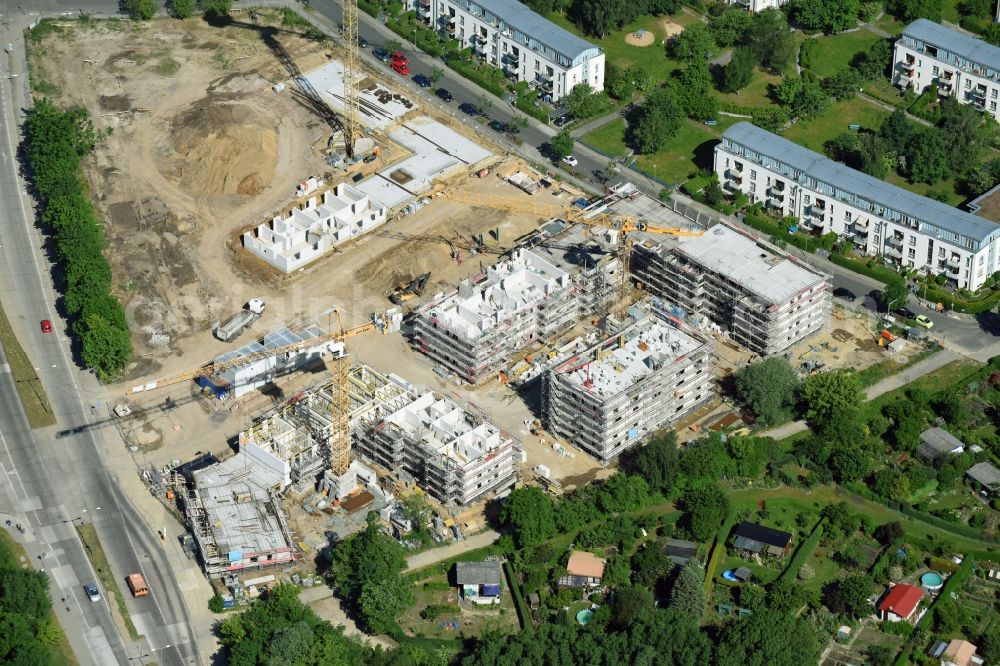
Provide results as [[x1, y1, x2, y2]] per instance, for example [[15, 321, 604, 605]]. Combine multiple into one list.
[[25, 99, 132, 381]]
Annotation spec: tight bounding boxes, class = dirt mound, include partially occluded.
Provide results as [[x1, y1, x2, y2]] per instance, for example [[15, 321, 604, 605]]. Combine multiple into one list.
[[163, 99, 278, 196], [99, 94, 131, 112]]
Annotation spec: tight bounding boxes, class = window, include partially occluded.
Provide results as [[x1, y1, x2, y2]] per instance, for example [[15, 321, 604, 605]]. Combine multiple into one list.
[[844, 211, 851, 221], [994, 89, 999, 99], [966, 80, 972, 89], [750, 169, 757, 181], [908, 235, 916, 246], [750, 183, 756, 193], [908, 248, 916, 258], [992, 101, 997, 112], [932, 66, 939, 75]]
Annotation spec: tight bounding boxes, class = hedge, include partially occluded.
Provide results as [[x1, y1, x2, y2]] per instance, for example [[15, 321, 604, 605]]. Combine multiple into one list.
[[896, 504, 1000, 543], [742, 213, 823, 253], [516, 96, 549, 123], [916, 282, 1000, 314], [776, 519, 825, 583], [24, 99, 132, 381], [503, 561, 530, 629], [828, 253, 905, 286], [445, 57, 506, 99]]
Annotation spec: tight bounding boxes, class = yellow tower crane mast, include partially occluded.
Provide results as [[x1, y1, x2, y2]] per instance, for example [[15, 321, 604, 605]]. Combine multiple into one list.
[[341, 0, 361, 159], [129, 310, 377, 477], [437, 190, 705, 314]]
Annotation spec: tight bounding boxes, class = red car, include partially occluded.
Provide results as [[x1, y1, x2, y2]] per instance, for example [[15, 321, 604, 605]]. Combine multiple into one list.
[[40, 319, 53, 334]]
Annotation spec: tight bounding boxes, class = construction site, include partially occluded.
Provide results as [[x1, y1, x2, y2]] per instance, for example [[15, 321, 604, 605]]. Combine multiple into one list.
[[30, 9, 937, 595]]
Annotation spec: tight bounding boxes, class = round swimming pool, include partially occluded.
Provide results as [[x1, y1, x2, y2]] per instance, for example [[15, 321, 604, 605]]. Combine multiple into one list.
[[921, 571, 944, 590], [576, 609, 593, 625]]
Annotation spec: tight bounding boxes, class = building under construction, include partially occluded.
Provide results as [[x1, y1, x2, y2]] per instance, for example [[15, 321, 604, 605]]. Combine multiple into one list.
[[413, 241, 619, 385], [543, 309, 715, 461], [239, 365, 519, 508], [631, 224, 831, 356], [185, 451, 296, 579]]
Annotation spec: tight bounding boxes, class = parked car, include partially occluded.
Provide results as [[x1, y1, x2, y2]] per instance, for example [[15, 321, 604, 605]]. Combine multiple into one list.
[[894, 306, 917, 320], [84, 583, 101, 603], [553, 113, 572, 127], [832, 287, 856, 302], [40, 319, 53, 334], [412, 74, 431, 87], [458, 102, 478, 115], [435, 88, 453, 102], [358, 36, 368, 49], [488, 119, 507, 133], [914, 314, 934, 329], [372, 47, 390, 62], [562, 155, 579, 167]]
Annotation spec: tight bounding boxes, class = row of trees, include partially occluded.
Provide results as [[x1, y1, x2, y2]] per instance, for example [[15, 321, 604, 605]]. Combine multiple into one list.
[[826, 102, 994, 187], [25, 99, 133, 381], [120, 0, 231, 20], [523, 0, 682, 38], [0, 539, 62, 662]]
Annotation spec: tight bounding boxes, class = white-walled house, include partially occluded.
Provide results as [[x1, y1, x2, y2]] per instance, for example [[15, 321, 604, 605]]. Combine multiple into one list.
[[715, 123, 1000, 291], [408, 0, 604, 102], [243, 183, 387, 273]]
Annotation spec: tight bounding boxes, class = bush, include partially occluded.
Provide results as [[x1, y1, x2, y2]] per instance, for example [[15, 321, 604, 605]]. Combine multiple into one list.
[[209, 594, 225, 613], [445, 58, 506, 99], [419, 604, 456, 620], [167, 0, 196, 18], [829, 253, 906, 287]]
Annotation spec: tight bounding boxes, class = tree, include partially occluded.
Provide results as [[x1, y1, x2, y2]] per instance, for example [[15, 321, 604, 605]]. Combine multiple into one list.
[[788, 0, 860, 33], [550, 129, 575, 160], [734, 357, 800, 425], [631, 543, 674, 588], [748, 9, 796, 73], [703, 176, 724, 205], [596, 473, 650, 513], [716, 606, 821, 666], [79, 312, 133, 380], [801, 369, 863, 432], [564, 83, 610, 120], [878, 278, 909, 312], [681, 432, 737, 483], [121, 0, 158, 19], [626, 87, 684, 154], [500, 486, 556, 548], [208, 593, 225, 613], [669, 559, 706, 617], [610, 585, 654, 628], [930, 389, 967, 425], [198, 0, 232, 16], [777, 71, 829, 119], [675, 59, 718, 120], [822, 68, 862, 101], [709, 7, 754, 47], [872, 468, 912, 501], [938, 97, 991, 171], [630, 432, 679, 496], [823, 574, 872, 617], [359, 577, 414, 634], [477, 94, 493, 115], [721, 47, 756, 93], [669, 23, 715, 62], [167, 0, 195, 18], [681, 484, 730, 541], [851, 38, 892, 80], [727, 436, 775, 478], [879, 109, 917, 156], [401, 490, 432, 530], [829, 443, 871, 483], [888, 0, 943, 22], [984, 22, 1000, 47], [882, 400, 925, 452], [430, 66, 444, 84]]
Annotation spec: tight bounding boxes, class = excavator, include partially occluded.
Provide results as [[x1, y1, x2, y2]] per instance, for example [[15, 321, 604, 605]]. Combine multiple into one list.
[[388, 272, 431, 305]]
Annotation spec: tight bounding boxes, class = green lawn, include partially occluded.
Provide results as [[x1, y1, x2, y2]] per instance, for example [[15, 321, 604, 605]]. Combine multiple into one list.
[[884, 172, 964, 206], [801, 29, 884, 78], [583, 116, 741, 185], [545, 12, 692, 88], [942, 0, 961, 24], [782, 98, 892, 153], [873, 13, 906, 36], [718, 68, 783, 110]]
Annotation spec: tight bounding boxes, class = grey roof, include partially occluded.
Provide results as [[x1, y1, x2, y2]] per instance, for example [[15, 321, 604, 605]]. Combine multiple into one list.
[[918, 427, 965, 459], [454, 561, 502, 586], [721, 122, 1000, 247], [903, 19, 1000, 73], [665, 539, 698, 564], [966, 462, 1000, 490], [468, 0, 602, 63]]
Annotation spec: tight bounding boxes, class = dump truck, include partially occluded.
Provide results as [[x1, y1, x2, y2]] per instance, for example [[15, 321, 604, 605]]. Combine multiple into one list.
[[214, 299, 265, 342], [388, 273, 430, 305], [126, 573, 149, 597]]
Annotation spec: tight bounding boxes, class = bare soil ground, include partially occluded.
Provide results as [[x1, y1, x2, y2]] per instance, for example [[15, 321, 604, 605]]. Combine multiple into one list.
[[30, 14, 549, 387]]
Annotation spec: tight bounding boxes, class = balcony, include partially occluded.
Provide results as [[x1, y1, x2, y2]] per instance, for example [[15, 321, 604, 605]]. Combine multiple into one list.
[[883, 246, 902, 260], [851, 234, 867, 246], [851, 216, 869, 231], [946, 254, 961, 267], [808, 204, 825, 219], [972, 86, 987, 99], [899, 59, 915, 73], [418, 0, 430, 8], [937, 81, 952, 96], [725, 169, 743, 184]]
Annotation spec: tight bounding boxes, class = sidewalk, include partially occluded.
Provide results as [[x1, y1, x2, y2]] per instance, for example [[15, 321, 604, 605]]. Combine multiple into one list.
[[405, 529, 498, 573], [761, 348, 960, 440]]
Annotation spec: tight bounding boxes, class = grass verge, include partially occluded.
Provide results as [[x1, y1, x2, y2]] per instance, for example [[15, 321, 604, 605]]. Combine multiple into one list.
[[0, 530, 79, 666], [0, 301, 56, 428], [75, 523, 141, 640]]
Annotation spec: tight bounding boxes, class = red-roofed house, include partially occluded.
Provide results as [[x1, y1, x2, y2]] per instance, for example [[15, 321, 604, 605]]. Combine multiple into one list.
[[877, 583, 924, 623]]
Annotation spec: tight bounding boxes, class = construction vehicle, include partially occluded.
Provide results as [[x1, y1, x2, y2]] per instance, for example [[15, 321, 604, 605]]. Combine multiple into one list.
[[129, 309, 383, 484], [435, 191, 705, 315], [214, 299, 266, 342], [388, 272, 431, 305], [126, 573, 149, 597]]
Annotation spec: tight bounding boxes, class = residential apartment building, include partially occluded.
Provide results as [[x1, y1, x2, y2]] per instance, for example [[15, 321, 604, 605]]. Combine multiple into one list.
[[893, 19, 1000, 120], [409, 0, 604, 101], [543, 313, 714, 462], [727, 0, 788, 11], [631, 223, 831, 356], [715, 122, 1000, 291]]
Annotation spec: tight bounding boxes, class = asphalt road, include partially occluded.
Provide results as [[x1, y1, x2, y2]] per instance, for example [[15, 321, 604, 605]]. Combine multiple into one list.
[[0, 9, 198, 666]]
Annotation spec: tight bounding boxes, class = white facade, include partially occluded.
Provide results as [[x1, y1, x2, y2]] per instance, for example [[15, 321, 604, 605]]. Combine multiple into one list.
[[894, 19, 1000, 121], [411, 0, 604, 101], [243, 183, 387, 273], [728, 0, 788, 11], [715, 123, 1000, 291]]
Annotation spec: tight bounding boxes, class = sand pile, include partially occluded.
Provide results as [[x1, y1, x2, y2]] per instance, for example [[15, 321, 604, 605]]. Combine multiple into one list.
[[164, 100, 277, 196]]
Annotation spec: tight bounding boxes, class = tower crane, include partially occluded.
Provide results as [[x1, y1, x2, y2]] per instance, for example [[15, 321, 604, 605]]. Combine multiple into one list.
[[341, 0, 362, 159], [436, 190, 705, 315], [129, 309, 380, 477]]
